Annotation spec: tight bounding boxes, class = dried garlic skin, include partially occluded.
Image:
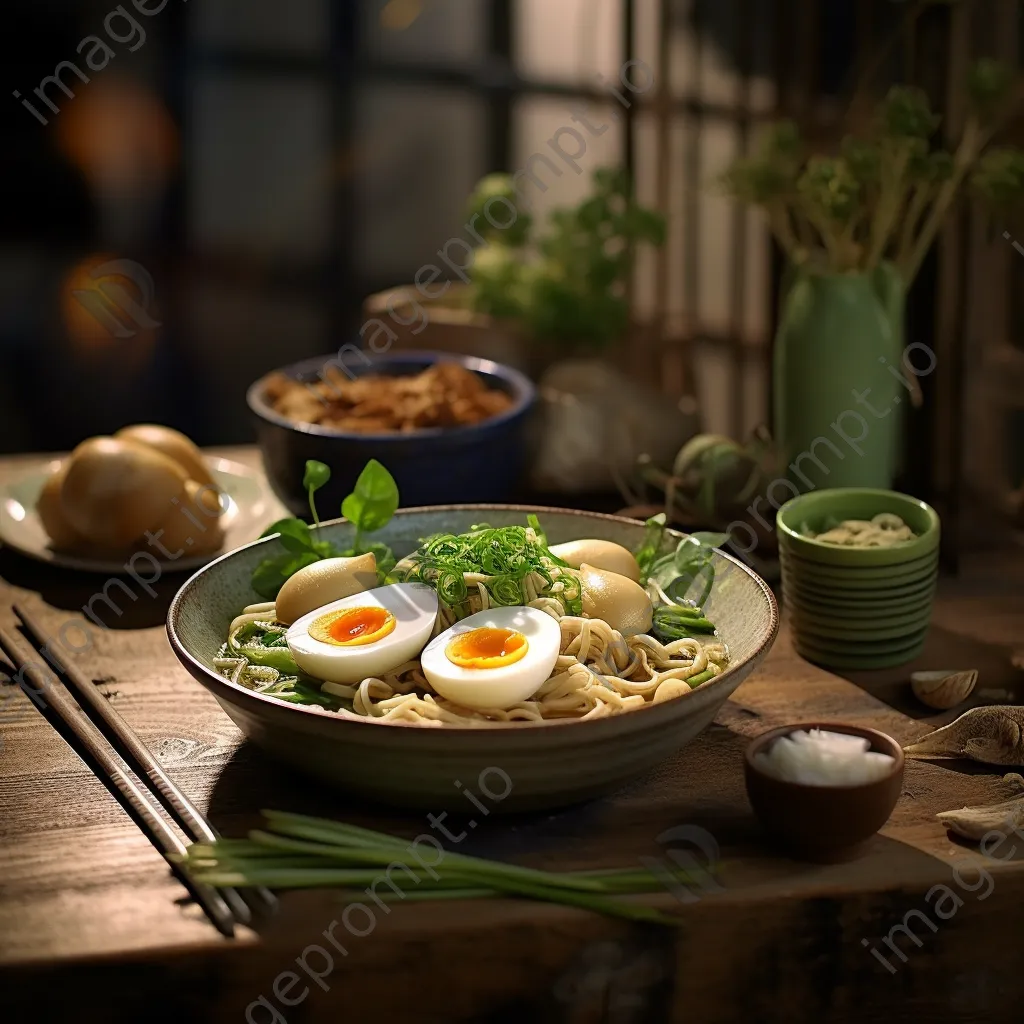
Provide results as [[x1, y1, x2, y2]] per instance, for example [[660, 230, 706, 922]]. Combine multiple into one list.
[[937, 794, 1024, 840], [935, 774, 1024, 841], [910, 669, 977, 711], [903, 706, 1024, 765]]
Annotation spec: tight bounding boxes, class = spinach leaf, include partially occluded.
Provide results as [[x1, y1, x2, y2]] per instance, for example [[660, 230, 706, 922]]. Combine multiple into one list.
[[634, 514, 667, 584], [260, 518, 303, 542], [252, 458, 400, 597], [313, 539, 342, 559], [303, 459, 331, 525], [270, 518, 315, 554], [637, 521, 729, 609], [251, 550, 320, 599], [341, 459, 399, 536]]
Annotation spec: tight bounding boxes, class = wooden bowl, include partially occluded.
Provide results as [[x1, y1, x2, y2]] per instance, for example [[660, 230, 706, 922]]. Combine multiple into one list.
[[744, 722, 904, 861], [167, 507, 779, 811]]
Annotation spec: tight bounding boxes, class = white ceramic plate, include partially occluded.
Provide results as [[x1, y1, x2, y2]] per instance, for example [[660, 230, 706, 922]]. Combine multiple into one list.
[[0, 457, 276, 574]]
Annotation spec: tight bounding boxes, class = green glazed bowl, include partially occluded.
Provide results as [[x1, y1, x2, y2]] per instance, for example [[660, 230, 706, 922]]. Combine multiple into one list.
[[785, 602, 933, 639], [776, 488, 940, 567], [778, 544, 938, 581], [167, 506, 779, 811], [780, 563, 937, 594], [788, 608, 933, 642], [792, 624, 929, 655], [794, 634, 928, 670], [783, 591, 936, 619], [780, 562, 938, 593], [781, 573, 938, 605]]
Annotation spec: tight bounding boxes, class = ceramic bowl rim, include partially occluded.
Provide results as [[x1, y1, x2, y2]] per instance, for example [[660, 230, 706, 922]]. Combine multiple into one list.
[[246, 350, 536, 442], [167, 505, 780, 737], [775, 488, 940, 566], [744, 722, 905, 791]]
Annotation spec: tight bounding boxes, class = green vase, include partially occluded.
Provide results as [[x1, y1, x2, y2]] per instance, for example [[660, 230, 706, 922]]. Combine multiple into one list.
[[773, 262, 905, 494]]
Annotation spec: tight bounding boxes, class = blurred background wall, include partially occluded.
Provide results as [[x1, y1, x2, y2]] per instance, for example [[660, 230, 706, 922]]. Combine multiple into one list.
[[1, 0, 1022, 535]]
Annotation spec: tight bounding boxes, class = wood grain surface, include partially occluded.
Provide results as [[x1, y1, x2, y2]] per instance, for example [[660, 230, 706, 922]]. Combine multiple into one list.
[[1, 449, 1023, 1023]]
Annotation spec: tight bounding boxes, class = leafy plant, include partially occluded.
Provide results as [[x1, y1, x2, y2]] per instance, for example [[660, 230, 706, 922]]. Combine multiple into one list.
[[464, 167, 666, 349], [722, 61, 1024, 286], [251, 460, 399, 599]]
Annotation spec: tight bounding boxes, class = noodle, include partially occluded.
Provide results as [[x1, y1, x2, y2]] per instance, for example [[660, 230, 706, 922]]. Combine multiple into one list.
[[218, 534, 730, 727], [811, 512, 915, 548], [310, 599, 728, 727]]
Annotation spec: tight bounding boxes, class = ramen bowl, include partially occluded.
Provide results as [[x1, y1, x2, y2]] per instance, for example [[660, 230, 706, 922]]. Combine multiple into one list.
[[168, 507, 779, 811]]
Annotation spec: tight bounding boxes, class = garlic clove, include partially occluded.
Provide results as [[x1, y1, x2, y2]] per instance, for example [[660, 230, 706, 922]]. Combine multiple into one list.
[[910, 669, 978, 710], [903, 706, 1024, 765]]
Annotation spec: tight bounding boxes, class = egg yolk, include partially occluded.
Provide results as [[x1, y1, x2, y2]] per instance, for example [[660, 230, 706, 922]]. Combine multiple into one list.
[[445, 627, 528, 670], [308, 606, 396, 647]]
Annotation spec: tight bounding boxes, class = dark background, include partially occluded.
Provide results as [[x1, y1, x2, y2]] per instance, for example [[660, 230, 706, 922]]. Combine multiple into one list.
[[0, 0, 878, 451], [0, 0, 1020, 535]]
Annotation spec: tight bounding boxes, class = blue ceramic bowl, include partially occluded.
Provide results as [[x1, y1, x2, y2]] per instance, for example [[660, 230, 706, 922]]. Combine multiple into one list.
[[248, 351, 536, 516]]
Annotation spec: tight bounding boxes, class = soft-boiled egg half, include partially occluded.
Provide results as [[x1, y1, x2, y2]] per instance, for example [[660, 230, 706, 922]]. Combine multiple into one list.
[[286, 583, 437, 684], [420, 606, 561, 711]]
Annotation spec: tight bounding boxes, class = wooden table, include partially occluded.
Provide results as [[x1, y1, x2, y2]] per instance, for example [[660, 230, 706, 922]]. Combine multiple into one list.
[[2, 449, 1023, 1023]]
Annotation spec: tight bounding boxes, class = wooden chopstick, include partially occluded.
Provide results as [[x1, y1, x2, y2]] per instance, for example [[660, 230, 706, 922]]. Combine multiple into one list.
[[0, 624, 238, 938], [13, 604, 277, 922]]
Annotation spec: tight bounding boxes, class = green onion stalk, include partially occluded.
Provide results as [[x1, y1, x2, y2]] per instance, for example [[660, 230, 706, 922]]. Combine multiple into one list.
[[174, 810, 721, 927]]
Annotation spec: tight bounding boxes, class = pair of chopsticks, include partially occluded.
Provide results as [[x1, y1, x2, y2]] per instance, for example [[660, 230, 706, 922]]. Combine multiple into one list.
[[0, 604, 276, 937]]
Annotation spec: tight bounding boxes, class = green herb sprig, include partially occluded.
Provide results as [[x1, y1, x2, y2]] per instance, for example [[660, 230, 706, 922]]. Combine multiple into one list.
[[251, 459, 399, 599]]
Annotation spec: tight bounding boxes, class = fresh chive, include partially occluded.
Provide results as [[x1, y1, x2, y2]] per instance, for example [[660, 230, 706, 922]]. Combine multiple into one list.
[[250, 826, 607, 894], [175, 810, 729, 927]]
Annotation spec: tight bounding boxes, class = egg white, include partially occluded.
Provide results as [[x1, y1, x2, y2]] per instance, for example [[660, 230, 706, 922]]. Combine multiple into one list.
[[286, 583, 437, 684], [420, 606, 561, 711]]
